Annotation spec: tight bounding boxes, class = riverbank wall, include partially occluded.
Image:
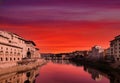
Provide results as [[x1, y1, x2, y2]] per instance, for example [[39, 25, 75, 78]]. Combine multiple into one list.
[[0, 59, 47, 76]]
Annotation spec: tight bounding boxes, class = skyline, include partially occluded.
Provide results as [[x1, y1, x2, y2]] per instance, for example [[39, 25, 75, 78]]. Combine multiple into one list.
[[0, 0, 120, 53]]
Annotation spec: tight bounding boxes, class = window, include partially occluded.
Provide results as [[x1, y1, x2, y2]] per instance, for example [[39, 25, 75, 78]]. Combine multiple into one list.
[[6, 48, 8, 50], [14, 52, 16, 55], [6, 58, 8, 61], [117, 58, 119, 61], [5, 80, 8, 83], [114, 51, 117, 54], [111, 48, 113, 51], [0, 51, 3, 55], [10, 58, 12, 61], [13, 76, 15, 79], [5, 51, 9, 56], [1, 58, 3, 61], [17, 75, 19, 77], [18, 52, 21, 55], [14, 58, 16, 60]]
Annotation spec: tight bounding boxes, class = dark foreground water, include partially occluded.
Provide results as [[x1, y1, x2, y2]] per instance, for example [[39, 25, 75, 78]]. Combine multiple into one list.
[[0, 60, 120, 83]]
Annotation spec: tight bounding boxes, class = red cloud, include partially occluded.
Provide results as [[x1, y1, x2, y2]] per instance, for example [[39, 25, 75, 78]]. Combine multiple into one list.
[[0, 20, 120, 53]]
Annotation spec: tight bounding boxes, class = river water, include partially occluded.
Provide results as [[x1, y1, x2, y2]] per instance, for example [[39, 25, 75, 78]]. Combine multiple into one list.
[[36, 60, 110, 83], [0, 60, 120, 83]]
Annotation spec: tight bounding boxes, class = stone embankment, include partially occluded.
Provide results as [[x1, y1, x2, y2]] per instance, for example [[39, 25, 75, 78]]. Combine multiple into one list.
[[0, 59, 47, 76]]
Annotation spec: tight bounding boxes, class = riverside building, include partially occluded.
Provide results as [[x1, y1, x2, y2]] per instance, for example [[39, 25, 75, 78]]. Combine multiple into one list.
[[110, 35, 120, 62], [0, 30, 40, 63]]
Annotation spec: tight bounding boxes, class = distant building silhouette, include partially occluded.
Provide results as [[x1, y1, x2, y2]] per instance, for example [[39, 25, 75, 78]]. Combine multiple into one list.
[[88, 45, 104, 61]]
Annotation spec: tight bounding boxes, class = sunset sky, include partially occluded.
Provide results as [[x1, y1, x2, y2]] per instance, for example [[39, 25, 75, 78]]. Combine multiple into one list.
[[0, 0, 120, 53]]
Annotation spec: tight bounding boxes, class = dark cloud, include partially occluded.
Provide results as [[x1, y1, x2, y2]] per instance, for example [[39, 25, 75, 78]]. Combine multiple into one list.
[[0, 0, 120, 26], [1, 0, 120, 8]]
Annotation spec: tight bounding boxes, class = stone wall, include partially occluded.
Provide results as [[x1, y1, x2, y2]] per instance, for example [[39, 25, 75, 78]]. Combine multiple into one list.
[[0, 59, 46, 76]]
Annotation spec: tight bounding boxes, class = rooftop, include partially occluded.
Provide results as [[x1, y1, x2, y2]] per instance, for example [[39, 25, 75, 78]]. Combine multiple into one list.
[[110, 35, 120, 42], [25, 40, 36, 46], [115, 35, 120, 39]]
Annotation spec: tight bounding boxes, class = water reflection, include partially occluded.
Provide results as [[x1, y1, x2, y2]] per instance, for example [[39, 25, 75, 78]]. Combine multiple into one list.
[[0, 67, 40, 83], [0, 60, 119, 83], [84, 64, 120, 83], [84, 67, 103, 81], [49, 59, 70, 65], [43, 60, 120, 83]]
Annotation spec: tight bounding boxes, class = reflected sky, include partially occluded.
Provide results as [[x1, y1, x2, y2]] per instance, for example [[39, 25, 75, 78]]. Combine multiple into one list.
[[36, 62, 109, 83]]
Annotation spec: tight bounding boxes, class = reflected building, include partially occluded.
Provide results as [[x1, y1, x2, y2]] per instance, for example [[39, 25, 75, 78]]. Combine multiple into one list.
[[83, 66, 120, 83], [50, 60, 71, 65], [85, 67, 103, 81], [0, 72, 22, 83], [110, 77, 120, 83], [0, 67, 40, 83]]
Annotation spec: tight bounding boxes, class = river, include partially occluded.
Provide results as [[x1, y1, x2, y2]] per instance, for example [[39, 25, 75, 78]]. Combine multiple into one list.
[[0, 60, 120, 83], [36, 60, 110, 83]]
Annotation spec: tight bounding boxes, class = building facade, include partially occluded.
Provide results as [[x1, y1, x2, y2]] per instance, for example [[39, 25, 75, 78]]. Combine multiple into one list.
[[0, 30, 40, 63], [104, 48, 110, 56], [34, 48, 41, 58], [110, 35, 120, 62]]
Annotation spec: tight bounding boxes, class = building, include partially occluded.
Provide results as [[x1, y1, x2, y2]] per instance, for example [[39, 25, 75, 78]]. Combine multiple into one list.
[[104, 48, 115, 62], [25, 40, 36, 58], [0, 30, 40, 63], [88, 45, 104, 61], [104, 48, 110, 56], [72, 51, 88, 56], [110, 35, 120, 62], [34, 48, 41, 58]]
